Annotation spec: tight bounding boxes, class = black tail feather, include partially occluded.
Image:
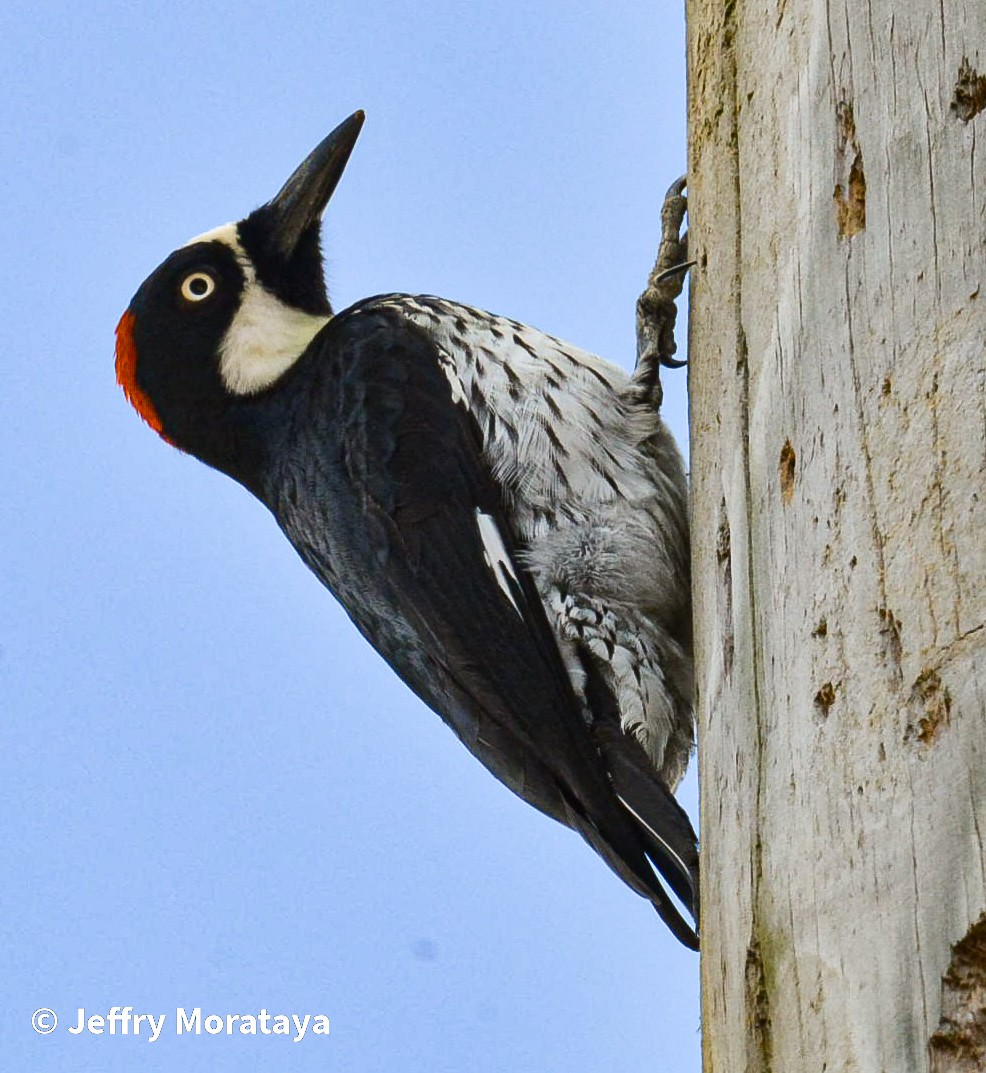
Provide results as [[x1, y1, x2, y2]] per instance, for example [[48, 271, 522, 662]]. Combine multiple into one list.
[[593, 723, 700, 938], [560, 788, 700, 951], [574, 651, 699, 947]]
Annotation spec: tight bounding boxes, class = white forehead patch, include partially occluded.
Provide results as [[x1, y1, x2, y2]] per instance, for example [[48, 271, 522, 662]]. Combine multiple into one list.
[[184, 221, 242, 250], [182, 221, 330, 396], [475, 509, 522, 616]]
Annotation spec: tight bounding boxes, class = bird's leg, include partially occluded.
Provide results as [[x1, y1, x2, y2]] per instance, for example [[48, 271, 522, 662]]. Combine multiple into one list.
[[633, 176, 693, 408]]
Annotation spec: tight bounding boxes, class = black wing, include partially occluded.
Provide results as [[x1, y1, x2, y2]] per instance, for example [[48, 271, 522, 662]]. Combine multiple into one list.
[[271, 303, 698, 947]]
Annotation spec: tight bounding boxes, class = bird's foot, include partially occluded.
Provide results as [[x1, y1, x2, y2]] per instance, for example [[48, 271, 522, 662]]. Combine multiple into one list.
[[633, 176, 694, 407]]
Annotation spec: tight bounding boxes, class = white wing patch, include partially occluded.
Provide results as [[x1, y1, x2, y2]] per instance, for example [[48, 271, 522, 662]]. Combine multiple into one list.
[[475, 509, 522, 616], [182, 221, 329, 396]]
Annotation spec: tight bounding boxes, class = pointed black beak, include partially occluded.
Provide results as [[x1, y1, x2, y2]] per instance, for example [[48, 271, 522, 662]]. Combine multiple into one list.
[[263, 110, 365, 259]]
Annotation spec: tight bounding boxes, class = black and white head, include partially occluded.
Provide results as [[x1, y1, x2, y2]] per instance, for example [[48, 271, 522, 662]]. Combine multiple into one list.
[[115, 111, 364, 463]]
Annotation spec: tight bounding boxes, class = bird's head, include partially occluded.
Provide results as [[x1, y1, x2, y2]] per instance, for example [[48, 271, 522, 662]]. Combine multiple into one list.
[[115, 110, 365, 457]]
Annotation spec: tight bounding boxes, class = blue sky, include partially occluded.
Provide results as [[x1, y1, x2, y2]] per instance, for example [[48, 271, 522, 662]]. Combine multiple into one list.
[[0, 2, 698, 1070]]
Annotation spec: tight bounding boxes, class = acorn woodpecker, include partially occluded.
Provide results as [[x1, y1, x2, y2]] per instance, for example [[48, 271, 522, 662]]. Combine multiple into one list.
[[116, 111, 699, 948]]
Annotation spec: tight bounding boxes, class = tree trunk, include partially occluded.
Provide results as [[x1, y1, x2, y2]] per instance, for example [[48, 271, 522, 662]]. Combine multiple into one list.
[[685, 2, 986, 1070]]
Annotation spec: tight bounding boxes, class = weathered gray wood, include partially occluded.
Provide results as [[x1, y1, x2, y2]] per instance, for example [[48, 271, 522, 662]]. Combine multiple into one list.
[[685, 2, 986, 1070]]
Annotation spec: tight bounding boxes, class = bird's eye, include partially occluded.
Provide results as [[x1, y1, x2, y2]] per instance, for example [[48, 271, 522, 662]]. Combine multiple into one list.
[[180, 271, 217, 303]]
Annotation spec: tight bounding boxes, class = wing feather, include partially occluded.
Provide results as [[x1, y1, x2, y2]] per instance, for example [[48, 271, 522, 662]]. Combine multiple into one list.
[[270, 304, 698, 946]]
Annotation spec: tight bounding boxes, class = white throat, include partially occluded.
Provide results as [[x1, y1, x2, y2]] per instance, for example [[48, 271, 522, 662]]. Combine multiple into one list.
[[219, 281, 329, 395], [184, 222, 330, 396]]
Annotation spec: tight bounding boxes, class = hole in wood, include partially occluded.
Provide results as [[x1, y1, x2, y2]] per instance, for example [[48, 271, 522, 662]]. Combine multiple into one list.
[[930, 913, 986, 1072], [779, 440, 796, 504]]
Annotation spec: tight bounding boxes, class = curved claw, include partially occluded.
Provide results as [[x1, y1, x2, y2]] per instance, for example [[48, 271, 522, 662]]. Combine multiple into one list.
[[664, 174, 687, 200], [652, 258, 697, 286]]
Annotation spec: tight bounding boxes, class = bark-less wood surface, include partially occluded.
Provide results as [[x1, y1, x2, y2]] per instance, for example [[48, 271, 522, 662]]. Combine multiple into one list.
[[685, 2, 986, 1070]]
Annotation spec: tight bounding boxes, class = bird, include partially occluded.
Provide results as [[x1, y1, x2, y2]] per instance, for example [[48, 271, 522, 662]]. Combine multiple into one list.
[[115, 110, 699, 948]]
